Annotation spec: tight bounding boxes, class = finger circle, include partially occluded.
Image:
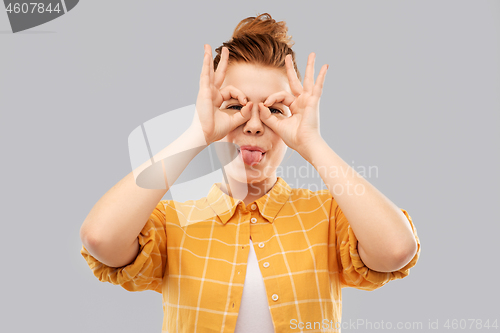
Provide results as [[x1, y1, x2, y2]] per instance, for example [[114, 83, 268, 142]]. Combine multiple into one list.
[[219, 85, 248, 107], [263, 90, 296, 109]]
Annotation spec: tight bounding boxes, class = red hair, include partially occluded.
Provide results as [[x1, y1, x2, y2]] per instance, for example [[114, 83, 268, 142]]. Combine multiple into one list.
[[213, 13, 302, 82]]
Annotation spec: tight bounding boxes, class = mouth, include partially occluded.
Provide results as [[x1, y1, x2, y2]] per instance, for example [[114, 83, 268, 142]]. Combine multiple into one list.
[[237, 148, 266, 155], [237, 145, 266, 154], [237, 146, 266, 166]]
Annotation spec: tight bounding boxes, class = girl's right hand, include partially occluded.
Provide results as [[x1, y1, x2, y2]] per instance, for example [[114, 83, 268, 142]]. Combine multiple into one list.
[[192, 44, 253, 145]]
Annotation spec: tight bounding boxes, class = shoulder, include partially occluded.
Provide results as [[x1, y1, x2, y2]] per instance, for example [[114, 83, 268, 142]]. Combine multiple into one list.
[[286, 186, 335, 210], [289, 186, 332, 201], [158, 196, 209, 210], [157, 197, 214, 227]]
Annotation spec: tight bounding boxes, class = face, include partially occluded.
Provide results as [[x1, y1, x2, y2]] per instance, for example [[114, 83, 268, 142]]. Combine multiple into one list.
[[217, 62, 292, 184]]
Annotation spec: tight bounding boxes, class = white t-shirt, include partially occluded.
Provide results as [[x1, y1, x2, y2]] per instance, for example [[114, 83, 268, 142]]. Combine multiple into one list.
[[234, 238, 275, 332]]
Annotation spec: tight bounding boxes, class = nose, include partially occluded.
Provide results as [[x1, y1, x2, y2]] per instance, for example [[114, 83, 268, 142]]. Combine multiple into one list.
[[243, 103, 264, 135]]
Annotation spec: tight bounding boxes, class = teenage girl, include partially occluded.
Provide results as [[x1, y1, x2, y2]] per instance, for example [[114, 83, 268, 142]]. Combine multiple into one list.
[[80, 13, 420, 333]]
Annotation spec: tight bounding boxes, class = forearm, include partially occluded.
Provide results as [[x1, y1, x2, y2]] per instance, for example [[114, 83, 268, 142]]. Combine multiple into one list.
[[303, 139, 417, 272], [80, 126, 208, 251]]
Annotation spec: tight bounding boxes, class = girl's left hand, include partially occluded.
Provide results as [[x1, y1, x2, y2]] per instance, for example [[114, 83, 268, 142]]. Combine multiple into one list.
[[259, 52, 329, 157]]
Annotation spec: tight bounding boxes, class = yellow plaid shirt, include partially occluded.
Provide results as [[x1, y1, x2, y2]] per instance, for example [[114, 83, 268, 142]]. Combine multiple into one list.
[[81, 177, 421, 333]]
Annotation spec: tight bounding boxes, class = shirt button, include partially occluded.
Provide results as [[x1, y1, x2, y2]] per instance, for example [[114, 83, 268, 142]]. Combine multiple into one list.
[[251, 204, 257, 210], [258, 242, 265, 248], [263, 262, 270, 268], [250, 217, 257, 224], [272, 294, 279, 301]]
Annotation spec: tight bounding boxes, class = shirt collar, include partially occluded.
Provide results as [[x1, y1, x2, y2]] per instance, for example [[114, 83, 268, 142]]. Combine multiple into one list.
[[206, 177, 292, 225]]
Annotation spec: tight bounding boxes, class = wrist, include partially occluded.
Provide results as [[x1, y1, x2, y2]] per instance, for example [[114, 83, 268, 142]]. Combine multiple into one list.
[[186, 125, 211, 148], [298, 136, 328, 163]]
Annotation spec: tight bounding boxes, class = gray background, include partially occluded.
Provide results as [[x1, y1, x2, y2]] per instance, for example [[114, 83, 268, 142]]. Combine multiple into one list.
[[1, 0, 499, 332]]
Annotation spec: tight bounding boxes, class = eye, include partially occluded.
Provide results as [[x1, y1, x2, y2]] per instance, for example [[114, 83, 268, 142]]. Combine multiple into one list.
[[269, 108, 283, 115], [227, 104, 283, 115], [263, 103, 284, 115]]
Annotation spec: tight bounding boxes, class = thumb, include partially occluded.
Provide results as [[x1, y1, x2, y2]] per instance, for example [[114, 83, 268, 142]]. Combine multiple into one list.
[[258, 102, 280, 132], [230, 101, 253, 129]]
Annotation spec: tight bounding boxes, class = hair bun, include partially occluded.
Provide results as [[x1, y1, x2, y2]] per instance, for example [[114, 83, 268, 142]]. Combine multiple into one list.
[[231, 13, 295, 48]]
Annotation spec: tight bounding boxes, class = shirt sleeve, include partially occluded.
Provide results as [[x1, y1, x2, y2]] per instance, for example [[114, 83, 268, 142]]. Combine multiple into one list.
[[80, 200, 168, 293], [330, 199, 421, 290]]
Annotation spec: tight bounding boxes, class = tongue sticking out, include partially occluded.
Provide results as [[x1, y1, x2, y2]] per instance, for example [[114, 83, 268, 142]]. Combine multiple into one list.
[[240, 150, 264, 165]]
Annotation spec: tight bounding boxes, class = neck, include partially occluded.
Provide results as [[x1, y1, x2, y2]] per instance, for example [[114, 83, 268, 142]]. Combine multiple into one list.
[[219, 175, 278, 206]]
